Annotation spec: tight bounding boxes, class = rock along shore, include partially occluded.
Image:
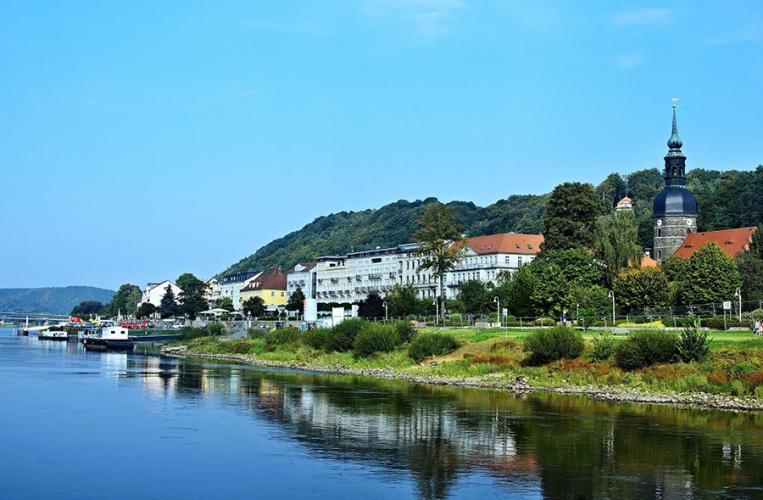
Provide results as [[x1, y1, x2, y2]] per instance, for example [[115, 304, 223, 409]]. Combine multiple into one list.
[[161, 346, 763, 412]]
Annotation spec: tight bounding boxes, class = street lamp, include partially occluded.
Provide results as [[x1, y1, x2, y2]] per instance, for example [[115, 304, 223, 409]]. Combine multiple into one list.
[[382, 301, 388, 321], [608, 290, 616, 326], [734, 288, 742, 322], [493, 296, 500, 327], [433, 297, 438, 325]]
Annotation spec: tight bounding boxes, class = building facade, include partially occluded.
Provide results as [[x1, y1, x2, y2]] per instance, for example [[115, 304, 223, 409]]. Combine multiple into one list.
[[139, 280, 183, 308], [653, 106, 698, 261], [240, 268, 288, 311], [218, 271, 260, 311], [288, 232, 543, 305], [286, 262, 317, 300], [313, 248, 400, 304]]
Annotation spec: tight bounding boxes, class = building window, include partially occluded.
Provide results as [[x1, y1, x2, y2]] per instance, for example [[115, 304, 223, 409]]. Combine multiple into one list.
[[657, 228, 662, 237], [518, 257, 523, 267], [271, 291, 275, 297]]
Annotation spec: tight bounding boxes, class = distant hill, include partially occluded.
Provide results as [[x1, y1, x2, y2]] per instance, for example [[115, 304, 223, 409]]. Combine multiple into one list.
[[0, 287, 115, 315], [219, 166, 763, 277]]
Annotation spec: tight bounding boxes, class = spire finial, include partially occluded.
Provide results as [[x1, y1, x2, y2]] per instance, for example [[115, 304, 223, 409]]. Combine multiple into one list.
[[667, 98, 682, 150]]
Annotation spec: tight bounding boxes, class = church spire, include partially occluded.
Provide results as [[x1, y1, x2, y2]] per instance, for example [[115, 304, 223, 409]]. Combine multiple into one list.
[[667, 104, 683, 150], [663, 101, 686, 185]]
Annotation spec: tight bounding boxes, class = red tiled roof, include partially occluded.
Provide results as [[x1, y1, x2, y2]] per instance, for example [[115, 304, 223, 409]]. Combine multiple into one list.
[[464, 233, 544, 255], [241, 268, 287, 291], [673, 227, 757, 259]]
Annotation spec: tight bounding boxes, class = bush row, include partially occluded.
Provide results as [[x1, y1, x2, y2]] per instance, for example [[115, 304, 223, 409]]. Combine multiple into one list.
[[249, 319, 459, 361], [522, 323, 711, 370]]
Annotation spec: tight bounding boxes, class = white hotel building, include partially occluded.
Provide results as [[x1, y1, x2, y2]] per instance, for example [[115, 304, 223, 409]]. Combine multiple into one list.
[[289, 233, 543, 304]]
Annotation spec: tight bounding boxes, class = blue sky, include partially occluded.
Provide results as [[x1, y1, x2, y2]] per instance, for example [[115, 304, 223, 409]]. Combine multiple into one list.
[[1, 1, 761, 290]]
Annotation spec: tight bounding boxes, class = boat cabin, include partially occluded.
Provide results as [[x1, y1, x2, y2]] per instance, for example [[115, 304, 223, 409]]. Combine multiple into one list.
[[100, 326, 129, 340]]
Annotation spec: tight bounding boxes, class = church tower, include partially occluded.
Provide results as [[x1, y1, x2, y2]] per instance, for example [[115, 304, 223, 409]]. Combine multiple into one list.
[[652, 105, 698, 261]]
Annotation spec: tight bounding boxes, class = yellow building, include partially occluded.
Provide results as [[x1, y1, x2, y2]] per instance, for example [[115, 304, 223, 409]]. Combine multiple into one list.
[[239, 268, 288, 310]]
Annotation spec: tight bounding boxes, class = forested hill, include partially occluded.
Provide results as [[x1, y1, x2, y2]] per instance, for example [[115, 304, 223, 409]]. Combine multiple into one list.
[[0, 287, 115, 315], [220, 165, 763, 277]]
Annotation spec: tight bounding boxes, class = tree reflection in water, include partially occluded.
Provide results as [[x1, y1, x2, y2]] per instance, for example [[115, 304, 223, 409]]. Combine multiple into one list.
[[126, 355, 763, 499]]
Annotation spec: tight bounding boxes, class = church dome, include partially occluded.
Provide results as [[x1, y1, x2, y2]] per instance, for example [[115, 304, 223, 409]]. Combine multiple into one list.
[[652, 186, 697, 217]]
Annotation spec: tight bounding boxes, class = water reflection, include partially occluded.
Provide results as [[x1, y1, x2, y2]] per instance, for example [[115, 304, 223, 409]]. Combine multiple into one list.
[[4, 329, 761, 500], [121, 354, 763, 499]]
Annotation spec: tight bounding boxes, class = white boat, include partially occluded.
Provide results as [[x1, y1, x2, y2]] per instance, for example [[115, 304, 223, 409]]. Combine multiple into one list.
[[83, 326, 134, 351], [38, 327, 69, 341]]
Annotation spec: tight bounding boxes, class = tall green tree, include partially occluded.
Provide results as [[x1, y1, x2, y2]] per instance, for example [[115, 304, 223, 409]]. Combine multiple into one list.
[[136, 302, 157, 319], [529, 263, 568, 316], [71, 300, 106, 318], [595, 172, 627, 211], [593, 211, 643, 285], [612, 267, 670, 314], [242, 296, 265, 317], [217, 297, 235, 312], [538, 248, 602, 286], [108, 283, 142, 317], [176, 273, 208, 320], [457, 280, 491, 315], [415, 202, 465, 319], [286, 286, 306, 313], [661, 255, 688, 283], [159, 285, 179, 318], [541, 182, 602, 251], [384, 284, 419, 318], [358, 291, 385, 319], [737, 227, 763, 305], [504, 265, 539, 317], [679, 244, 741, 306]]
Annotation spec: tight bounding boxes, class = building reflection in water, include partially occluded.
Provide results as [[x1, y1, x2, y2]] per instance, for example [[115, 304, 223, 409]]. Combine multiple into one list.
[[127, 355, 763, 499]]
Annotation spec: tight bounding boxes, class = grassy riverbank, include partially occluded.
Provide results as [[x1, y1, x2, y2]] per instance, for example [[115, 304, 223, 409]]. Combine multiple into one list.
[[172, 324, 763, 404]]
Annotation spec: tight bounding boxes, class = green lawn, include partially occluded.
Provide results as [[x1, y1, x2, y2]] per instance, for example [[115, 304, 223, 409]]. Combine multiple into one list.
[[420, 326, 763, 346]]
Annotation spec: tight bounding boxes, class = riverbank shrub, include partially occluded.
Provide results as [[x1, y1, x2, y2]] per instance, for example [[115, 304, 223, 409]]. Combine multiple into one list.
[[247, 327, 268, 339], [264, 327, 302, 349], [391, 321, 416, 343], [303, 329, 329, 350], [208, 323, 225, 336], [353, 324, 400, 357], [180, 327, 211, 341], [325, 318, 366, 352], [677, 320, 711, 363], [615, 331, 679, 370], [589, 332, 615, 362], [523, 327, 584, 365], [408, 333, 459, 362]]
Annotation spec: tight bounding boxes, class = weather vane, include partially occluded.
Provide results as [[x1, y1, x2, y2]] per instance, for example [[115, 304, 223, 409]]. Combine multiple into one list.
[[671, 97, 679, 108]]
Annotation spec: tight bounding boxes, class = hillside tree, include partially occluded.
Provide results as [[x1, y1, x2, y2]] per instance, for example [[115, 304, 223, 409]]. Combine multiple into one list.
[[541, 182, 602, 251]]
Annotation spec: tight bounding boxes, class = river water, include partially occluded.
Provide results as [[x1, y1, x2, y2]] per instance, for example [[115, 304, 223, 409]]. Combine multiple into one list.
[[2, 327, 763, 499]]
